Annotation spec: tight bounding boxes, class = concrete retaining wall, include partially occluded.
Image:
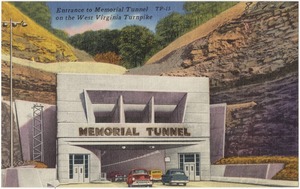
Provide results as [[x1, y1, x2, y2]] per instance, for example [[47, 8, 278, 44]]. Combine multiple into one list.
[[210, 104, 226, 164], [2, 168, 57, 187], [15, 100, 57, 168], [211, 163, 284, 179]]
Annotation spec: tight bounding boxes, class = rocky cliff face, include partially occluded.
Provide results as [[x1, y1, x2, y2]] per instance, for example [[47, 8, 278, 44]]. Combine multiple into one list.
[[129, 2, 298, 156], [163, 2, 298, 89], [1, 61, 56, 105], [1, 102, 23, 168], [213, 73, 298, 156]]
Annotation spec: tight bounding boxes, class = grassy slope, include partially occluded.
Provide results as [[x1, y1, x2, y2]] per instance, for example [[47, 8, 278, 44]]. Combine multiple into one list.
[[2, 55, 127, 74], [146, 2, 247, 65], [1, 2, 127, 74], [2, 2, 77, 62]]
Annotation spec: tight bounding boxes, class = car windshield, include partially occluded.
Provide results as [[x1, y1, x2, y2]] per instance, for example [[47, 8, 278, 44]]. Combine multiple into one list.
[[171, 171, 184, 175], [152, 171, 162, 174], [133, 170, 147, 174]]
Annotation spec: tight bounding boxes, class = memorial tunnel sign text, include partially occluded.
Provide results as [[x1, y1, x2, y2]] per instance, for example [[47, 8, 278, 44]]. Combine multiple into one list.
[[79, 127, 191, 137]]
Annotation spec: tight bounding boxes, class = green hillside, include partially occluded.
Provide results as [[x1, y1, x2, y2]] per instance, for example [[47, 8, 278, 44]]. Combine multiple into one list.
[[2, 2, 77, 63]]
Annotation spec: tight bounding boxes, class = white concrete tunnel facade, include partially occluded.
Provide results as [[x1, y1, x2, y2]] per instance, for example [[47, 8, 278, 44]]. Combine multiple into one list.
[[57, 74, 210, 183]]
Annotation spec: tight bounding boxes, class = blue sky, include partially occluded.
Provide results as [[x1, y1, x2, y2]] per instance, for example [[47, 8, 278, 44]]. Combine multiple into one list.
[[47, 1, 185, 36]]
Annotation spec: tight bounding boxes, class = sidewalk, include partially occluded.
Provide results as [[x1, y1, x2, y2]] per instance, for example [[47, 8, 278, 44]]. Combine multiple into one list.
[[57, 179, 300, 188], [210, 176, 298, 187]]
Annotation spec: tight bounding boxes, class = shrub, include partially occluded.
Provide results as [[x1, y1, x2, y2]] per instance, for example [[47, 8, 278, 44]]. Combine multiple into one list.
[[215, 156, 298, 181], [94, 52, 121, 65], [28, 160, 48, 168]]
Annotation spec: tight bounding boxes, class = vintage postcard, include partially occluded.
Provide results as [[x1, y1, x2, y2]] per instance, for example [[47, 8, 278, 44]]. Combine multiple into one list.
[[1, 1, 298, 187]]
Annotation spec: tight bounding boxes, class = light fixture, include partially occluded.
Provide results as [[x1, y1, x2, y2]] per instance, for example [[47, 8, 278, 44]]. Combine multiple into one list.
[[121, 146, 126, 149], [3, 20, 28, 28], [149, 146, 155, 149], [2, 18, 28, 168], [21, 21, 27, 27], [12, 22, 18, 27], [2, 22, 8, 27]]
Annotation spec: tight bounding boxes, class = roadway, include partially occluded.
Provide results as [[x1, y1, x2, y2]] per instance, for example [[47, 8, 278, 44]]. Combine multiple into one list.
[[59, 181, 269, 187]]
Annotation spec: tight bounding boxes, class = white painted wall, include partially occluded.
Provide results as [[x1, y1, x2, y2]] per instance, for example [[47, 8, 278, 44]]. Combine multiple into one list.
[[2, 168, 57, 187], [15, 100, 57, 168], [56, 74, 210, 183]]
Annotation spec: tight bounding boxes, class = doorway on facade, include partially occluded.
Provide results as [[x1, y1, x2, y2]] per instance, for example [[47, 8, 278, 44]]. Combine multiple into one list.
[[69, 154, 89, 183], [184, 164, 195, 180], [179, 154, 200, 181]]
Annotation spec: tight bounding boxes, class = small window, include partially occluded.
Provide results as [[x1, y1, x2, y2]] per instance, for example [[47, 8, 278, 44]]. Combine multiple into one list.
[[84, 155, 89, 178], [175, 171, 184, 175], [179, 154, 184, 170], [185, 154, 195, 162], [196, 154, 200, 176], [74, 154, 84, 164], [69, 155, 73, 179]]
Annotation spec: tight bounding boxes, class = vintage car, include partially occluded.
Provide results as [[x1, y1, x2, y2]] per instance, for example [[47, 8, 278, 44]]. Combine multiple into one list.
[[162, 169, 189, 186], [148, 169, 163, 181], [107, 171, 126, 182], [126, 169, 153, 187]]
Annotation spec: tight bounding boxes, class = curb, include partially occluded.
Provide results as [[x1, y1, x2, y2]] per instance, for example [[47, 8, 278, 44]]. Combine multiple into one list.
[[210, 176, 298, 187]]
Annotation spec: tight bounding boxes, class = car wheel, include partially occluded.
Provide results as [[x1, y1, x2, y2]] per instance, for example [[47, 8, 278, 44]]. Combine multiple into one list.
[[162, 182, 165, 185], [183, 183, 187, 186]]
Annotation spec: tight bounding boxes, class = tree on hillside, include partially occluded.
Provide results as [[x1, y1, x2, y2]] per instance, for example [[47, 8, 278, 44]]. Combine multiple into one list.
[[80, 31, 98, 55], [68, 29, 120, 56], [68, 33, 84, 50], [183, 2, 238, 27], [12, 2, 52, 29], [69, 30, 99, 55], [51, 29, 69, 41], [11, 2, 69, 41], [150, 2, 237, 57], [119, 25, 155, 68], [94, 29, 120, 55], [155, 12, 192, 47]]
